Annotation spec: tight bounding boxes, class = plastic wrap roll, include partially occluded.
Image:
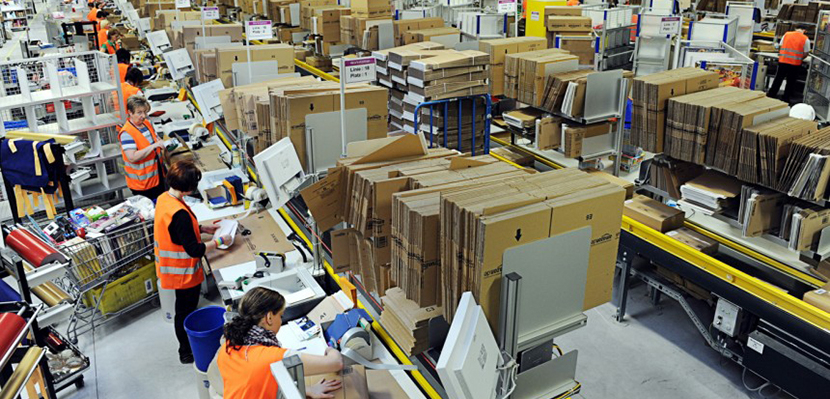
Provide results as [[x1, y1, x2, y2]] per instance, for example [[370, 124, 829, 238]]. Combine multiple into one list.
[[0, 279, 21, 302], [31, 282, 70, 307], [0, 313, 27, 359], [0, 347, 45, 399], [5, 228, 67, 267]]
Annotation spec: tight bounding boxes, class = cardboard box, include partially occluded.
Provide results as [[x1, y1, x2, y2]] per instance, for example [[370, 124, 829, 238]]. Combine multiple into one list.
[[665, 227, 719, 255], [304, 365, 369, 399], [404, 27, 461, 45], [585, 168, 634, 199], [120, 34, 141, 49], [536, 116, 561, 151], [215, 44, 295, 87], [350, 0, 392, 17], [547, 16, 593, 32], [393, 17, 444, 46], [623, 194, 685, 232], [179, 24, 244, 51], [804, 283, 830, 313], [479, 37, 547, 96], [154, 10, 201, 30], [545, 5, 583, 17]]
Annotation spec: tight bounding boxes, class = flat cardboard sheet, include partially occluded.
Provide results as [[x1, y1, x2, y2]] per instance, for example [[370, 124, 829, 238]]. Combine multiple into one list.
[[204, 211, 296, 270]]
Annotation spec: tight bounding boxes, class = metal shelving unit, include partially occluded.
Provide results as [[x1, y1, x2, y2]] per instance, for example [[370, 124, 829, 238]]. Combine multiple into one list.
[[806, 10, 830, 120], [588, 5, 640, 71]]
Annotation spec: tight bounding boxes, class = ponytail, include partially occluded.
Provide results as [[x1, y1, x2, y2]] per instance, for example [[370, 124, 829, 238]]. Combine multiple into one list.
[[223, 287, 286, 352]]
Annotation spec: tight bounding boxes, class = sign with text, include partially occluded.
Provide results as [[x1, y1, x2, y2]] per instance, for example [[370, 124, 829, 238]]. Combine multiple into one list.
[[175, 0, 190, 9], [498, 0, 517, 13], [342, 57, 377, 84], [202, 6, 219, 20], [659, 16, 681, 35], [246, 20, 273, 40]]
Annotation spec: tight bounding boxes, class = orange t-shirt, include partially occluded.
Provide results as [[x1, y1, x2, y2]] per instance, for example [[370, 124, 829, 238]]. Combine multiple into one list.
[[97, 28, 108, 49], [217, 343, 288, 399]]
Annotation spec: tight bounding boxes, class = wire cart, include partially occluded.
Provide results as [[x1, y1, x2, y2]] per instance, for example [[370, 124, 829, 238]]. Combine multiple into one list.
[[60, 219, 157, 343]]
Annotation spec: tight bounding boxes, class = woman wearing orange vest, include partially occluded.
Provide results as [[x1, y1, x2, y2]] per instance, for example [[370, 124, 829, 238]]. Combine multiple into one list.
[[121, 67, 144, 112], [116, 48, 132, 84], [218, 287, 344, 399], [769, 24, 811, 103], [120, 96, 165, 200], [97, 20, 110, 50], [101, 29, 120, 55], [155, 160, 234, 364]]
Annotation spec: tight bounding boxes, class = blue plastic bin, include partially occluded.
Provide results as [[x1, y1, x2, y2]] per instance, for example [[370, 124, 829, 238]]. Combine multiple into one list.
[[184, 306, 226, 372]]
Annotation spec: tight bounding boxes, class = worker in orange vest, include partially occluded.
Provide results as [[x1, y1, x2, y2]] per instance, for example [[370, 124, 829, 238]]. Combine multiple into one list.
[[119, 95, 166, 200], [769, 24, 811, 103], [116, 48, 131, 83], [120, 67, 144, 112], [567, 0, 581, 6], [97, 19, 110, 50], [100, 29, 120, 54], [218, 287, 344, 398], [154, 160, 234, 364], [86, 1, 99, 22]]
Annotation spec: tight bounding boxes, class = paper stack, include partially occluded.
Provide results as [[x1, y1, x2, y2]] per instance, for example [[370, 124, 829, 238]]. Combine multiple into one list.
[[504, 49, 578, 107], [737, 116, 817, 186], [679, 170, 742, 215], [777, 127, 830, 201], [380, 287, 442, 356]]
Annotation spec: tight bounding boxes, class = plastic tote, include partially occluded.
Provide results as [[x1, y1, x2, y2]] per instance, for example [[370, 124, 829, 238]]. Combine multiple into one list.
[[158, 280, 175, 324], [194, 364, 210, 399], [184, 306, 226, 372]]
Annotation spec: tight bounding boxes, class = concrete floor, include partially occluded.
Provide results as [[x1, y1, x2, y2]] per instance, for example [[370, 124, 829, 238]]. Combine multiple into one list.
[[46, 282, 791, 399]]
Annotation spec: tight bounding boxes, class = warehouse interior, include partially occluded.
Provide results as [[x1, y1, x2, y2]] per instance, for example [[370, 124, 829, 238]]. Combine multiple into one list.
[[0, 0, 827, 399]]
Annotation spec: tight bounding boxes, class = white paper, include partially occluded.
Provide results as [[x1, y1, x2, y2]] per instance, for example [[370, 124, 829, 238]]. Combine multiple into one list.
[[213, 219, 239, 249]]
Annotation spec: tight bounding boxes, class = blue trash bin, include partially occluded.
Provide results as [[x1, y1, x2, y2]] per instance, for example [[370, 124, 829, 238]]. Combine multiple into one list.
[[184, 306, 226, 372]]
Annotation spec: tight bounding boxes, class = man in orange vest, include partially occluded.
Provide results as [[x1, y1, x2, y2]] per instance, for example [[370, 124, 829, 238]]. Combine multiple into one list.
[[154, 160, 233, 364], [86, 1, 99, 22], [769, 24, 811, 103], [119, 96, 166, 200]]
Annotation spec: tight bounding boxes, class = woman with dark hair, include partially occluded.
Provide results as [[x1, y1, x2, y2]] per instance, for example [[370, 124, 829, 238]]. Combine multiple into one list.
[[154, 160, 233, 364], [218, 287, 344, 399]]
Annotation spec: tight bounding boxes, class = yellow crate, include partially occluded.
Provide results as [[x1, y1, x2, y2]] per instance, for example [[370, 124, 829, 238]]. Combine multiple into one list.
[[83, 260, 158, 315]]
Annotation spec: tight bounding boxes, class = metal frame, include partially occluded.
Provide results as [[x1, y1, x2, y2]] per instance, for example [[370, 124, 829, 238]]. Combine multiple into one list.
[[672, 39, 757, 89], [806, 9, 830, 121], [413, 94, 492, 156]]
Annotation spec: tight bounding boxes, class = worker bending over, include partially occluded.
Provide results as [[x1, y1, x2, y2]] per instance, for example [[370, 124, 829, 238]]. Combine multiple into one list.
[[218, 287, 344, 399], [769, 24, 811, 103]]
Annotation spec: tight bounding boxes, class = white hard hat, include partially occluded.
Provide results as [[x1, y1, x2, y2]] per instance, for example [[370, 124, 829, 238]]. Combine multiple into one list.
[[790, 103, 816, 121]]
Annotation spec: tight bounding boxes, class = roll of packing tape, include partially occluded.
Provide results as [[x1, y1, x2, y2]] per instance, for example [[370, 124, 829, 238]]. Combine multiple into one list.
[[32, 282, 71, 307], [5, 228, 67, 268], [189, 123, 209, 139], [0, 347, 45, 399], [244, 186, 267, 202], [0, 313, 27, 359]]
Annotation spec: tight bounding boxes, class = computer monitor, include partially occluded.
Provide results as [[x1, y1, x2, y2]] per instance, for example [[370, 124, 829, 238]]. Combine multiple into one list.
[[437, 292, 500, 399], [253, 137, 304, 211]]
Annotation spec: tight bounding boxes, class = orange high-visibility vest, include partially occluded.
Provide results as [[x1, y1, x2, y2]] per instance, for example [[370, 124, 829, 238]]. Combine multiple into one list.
[[567, 0, 579, 5], [101, 40, 119, 55], [118, 63, 129, 83], [779, 31, 808, 66], [154, 193, 204, 290], [119, 119, 161, 191], [121, 82, 140, 112], [217, 342, 288, 399], [86, 7, 97, 22], [97, 29, 108, 49]]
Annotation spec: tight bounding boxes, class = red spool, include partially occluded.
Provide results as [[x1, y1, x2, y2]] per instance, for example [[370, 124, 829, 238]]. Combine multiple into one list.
[[0, 313, 26, 357], [5, 229, 65, 268]]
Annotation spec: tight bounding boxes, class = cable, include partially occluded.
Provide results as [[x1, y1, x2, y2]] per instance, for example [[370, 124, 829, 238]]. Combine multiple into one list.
[[742, 367, 768, 393], [552, 382, 582, 399], [552, 344, 563, 356]]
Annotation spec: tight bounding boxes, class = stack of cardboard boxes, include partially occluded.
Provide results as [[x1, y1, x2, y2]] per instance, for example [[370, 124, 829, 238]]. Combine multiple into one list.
[[629, 67, 720, 153], [350, 0, 393, 18], [479, 37, 547, 97], [305, 4, 351, 43], [153, 10, 201, 30], [268, 0, 300, 26], [504, 48, 577, 107], [393, 17, 445, 46], [340, 14, 394, 50], [209, 44, 295, 87], [545, 6, 593, 49], [380, 288, 442, 356], [439, 167, 626, 328]]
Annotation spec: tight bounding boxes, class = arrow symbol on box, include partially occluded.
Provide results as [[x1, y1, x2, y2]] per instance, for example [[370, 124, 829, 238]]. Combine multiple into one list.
[[515, 229, 522, 241]]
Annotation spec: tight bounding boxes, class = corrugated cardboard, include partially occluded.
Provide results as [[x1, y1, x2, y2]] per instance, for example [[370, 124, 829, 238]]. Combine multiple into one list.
[[479, 37, 547, 96], [404, 27, 461, 45], [623, 194, 685, 232], [393, 17, 444, 46], [804, 283, 830, 313], [350, 0, 392, 17], [536, 116, 561, 151], [547, 16, 593, 31], [215, 44, 294, 87], [665, 227, 719, 255], [304, 365, 369, 399]]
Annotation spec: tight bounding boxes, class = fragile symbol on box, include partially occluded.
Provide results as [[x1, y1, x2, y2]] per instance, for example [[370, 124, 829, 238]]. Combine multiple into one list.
[[342, 57, 377, 84], [202, 6, 219, 20], [246, 20, 273, 40]]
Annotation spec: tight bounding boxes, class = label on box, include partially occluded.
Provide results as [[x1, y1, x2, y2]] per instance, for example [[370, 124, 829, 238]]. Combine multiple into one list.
[[342, 57, 377, 84], [246, 20, 273, 40], [202, 6, 219, 20], [498, 0, 517, 13], [175, 0, 190, 9], [531, 11, 540, 21], [660, 16, 681, 35], [747, 336, 764, 354]]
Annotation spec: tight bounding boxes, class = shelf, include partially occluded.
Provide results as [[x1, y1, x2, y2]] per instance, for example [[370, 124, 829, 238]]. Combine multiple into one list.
[[26, 113, 121, 135], [0, 305, 42, 373], [0, 82, 119, 111], [74, 174, 127, 201], [76, 150, 122, 166]]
